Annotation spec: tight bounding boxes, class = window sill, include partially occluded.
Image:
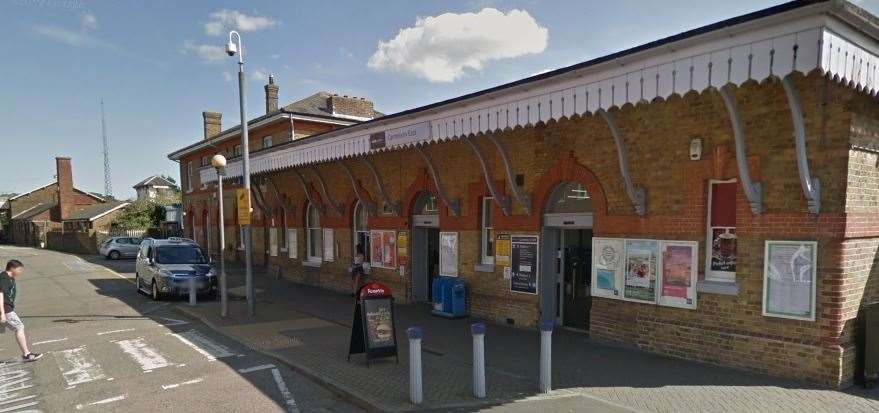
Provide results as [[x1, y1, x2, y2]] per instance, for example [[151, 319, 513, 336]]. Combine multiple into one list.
[[474, 263, 495, 273], [696, 280, 739, 296], [303, 260, 322, 268]]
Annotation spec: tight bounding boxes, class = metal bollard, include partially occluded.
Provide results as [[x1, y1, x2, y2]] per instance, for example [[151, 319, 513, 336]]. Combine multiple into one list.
[[539, 320, 553, 393], [188, 276, 197, 306], [407, 327, 423, 405], [471, 323, 486, 399]]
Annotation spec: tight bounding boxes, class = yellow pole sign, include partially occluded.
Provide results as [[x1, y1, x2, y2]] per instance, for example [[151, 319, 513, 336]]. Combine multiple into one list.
[[236, 188, 251, 225]]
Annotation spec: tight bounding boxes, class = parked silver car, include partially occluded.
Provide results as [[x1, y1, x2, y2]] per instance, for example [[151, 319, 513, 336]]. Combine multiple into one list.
[[135, 238, 217, 301], [99, 237, 142, 260]]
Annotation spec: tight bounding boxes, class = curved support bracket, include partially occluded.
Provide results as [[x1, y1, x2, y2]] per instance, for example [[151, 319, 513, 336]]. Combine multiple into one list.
[[413, 145, 461, 216], [291, 169, 323, 215], [337, 161, 377, 215], [462, 136, 511, 216], [267, 176, 292, 229], [307, 167, 345, 215], [597, 109, 646, 216], [360, 158, 400, 216], [719, 85, 763, 214], [781, 76, 820, 214], [485, 134, 532, 215]]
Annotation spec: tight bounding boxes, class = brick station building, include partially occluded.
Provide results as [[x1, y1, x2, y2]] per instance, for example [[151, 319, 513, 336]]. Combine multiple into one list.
[[170, 1, 879, 387]]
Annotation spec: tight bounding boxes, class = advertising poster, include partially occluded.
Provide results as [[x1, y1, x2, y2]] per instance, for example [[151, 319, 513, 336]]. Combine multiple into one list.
[[322, 228, 334, 262], [382, 230, 397, 268], [708, 227, 736, 278], [396, 231, 409, 266], [763, 241, 817, 321], [370, 230, 383, 267], [510, 235, 539, 294], [363, 298, 395, 349], [659, 241, 698, 309], [624, 239, 658, 303], [439, 232, 459, 277], [287, 229, 297, 259], [495, 234, 511, 266], [591, 238, 624, 298]]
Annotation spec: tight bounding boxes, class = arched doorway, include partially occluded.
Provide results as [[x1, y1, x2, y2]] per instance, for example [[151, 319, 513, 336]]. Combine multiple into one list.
[[540, 181, 594, 331], [410, 192, 439, 302]]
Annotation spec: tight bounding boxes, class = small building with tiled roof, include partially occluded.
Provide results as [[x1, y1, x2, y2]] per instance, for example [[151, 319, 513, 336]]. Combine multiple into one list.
[[62, 201, 130, 233], [133, 175, 178, 203]]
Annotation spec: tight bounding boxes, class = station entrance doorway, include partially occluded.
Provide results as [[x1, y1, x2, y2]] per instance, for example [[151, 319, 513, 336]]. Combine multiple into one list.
[[410, 192, 439, 303]]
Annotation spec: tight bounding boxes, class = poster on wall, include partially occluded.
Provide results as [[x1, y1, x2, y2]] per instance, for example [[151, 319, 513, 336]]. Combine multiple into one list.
[[624, 239, 658, 303], [495, 234, 511, 266], [763, 240, 817, 321], [439, 232, 459, 277], [323, 228, 334, 262], [591, 238, 624, 299], [287, 229, 297, 259], [396, 231, 409, 266], [708, 228, 737, 279], [659, 241, 698, 309], [269, 228, 278, 257], [510, 235, 539, 294], [370, 230, 397, 269]]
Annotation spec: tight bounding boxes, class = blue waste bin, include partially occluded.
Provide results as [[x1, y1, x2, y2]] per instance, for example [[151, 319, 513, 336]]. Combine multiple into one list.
[[431, 276, 467, 319], [431, 276, 448, 312]]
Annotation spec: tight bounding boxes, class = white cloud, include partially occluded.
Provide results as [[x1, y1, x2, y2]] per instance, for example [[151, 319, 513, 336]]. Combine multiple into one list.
[[204, 9, 278, 36], [32, 12, 112, 49], [368, 8, 548, 82], [182, 40, 227, 62], [250, 68, 269, 82], [80, 13, 98, 30]]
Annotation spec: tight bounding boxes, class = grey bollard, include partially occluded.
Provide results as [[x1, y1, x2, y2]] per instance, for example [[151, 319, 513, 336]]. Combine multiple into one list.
[[471, 323, 486, 399], [407, 327, 423, 405], [188, 276, 197, 306], [539, 320, 553, 393]]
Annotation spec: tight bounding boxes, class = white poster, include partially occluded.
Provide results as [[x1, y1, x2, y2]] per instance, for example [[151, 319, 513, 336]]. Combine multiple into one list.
[[763, 240, 817, 321], [591, 237, 624, 299], [287, 229, 297, 259], [322, 228, 334, 262], [269, 228, 278, 257], [439, 232, 458, 277]]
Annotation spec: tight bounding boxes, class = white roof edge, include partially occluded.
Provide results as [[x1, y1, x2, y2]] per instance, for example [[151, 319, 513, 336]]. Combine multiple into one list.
[[10, 203, 47, 220], [89, 202, 131, 222], [7, 183, 53, 200]]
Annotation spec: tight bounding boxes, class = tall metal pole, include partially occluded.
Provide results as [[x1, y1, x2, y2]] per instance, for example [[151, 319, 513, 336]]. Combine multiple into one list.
[[230, 30, 255, 316], [218, 173, 227, 317]]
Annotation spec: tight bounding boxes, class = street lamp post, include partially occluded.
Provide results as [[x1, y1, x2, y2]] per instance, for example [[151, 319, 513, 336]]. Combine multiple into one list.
[[211, 154, 228, 318], [226, 30, 255, 316]]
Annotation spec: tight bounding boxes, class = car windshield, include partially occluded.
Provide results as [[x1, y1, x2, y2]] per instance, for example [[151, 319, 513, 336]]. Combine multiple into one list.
[[155, 245, 206, 264]]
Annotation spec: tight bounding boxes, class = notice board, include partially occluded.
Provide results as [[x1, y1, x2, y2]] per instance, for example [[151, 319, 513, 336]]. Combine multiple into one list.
[[510, 235, 539, 294]]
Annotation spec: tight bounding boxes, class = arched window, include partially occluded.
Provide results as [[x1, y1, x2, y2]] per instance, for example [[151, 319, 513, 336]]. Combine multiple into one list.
[[545, 182, 593, 214], [306, 203, 322, 261], [353, 201, 370, 259], [413, 192, 438, 215]]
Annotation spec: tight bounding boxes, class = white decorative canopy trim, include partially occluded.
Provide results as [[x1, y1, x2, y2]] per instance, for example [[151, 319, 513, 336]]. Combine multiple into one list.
[[202, 13, 879, 184]]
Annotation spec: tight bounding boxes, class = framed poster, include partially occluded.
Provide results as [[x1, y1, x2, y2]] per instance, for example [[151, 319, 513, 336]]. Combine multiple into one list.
[[624, 239, 659, 303], [495, 234, 511, 266], [323, 228, 335, 262], [396, 231, 409, 266], [591, 237, 624, 299], [370, 230, 397, 269], [439, 232, 459, 277], [510, 235, 539, 294], [659, 241, 698, 309], [269, 228, 278, 257], [763, 240, 817, 321], [287, 229, 297, 259]]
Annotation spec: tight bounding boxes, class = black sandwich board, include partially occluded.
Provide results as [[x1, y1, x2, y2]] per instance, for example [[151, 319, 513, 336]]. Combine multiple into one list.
[[347, 282, 399, 366]]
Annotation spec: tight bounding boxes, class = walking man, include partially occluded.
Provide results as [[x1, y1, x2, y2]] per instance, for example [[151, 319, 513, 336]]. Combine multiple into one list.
[[1, 260, 41, 362]]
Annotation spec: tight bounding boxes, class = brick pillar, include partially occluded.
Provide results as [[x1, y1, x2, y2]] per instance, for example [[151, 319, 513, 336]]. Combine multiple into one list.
[[56, 157, 74, 220], [265, 74, 279, 114], [203, 111, 222, 140]]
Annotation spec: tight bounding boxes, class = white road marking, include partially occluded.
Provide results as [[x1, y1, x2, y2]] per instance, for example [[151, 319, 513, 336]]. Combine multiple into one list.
[[168, 330, 233, 361], [0, 401, 37, 412], [32, 338, 68, 346], [75, 394, 125, 410], [0, 395, 35, 406], [271, 368, 298, 413], [96, 328, 135, 336], [238, 364, 275, 374], [156, 316, 187, 326], [54, 347, 107, 386], [117, 337, 170, 372], [161, 377, 203, 390]]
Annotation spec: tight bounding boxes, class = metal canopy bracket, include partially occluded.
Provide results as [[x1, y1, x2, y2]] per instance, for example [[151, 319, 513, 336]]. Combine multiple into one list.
[[337, 161, 377, 215], [463, 136, 511, 216], [597, 109, 646, 216], [291, 169, 323, 215], [719, 85, 763, 214], [485, 134, 531, 215], [308, 166, 345, 215], [360, 158, 400, 216], [414, 145, 461, 216], [781, 76, 820, 215]]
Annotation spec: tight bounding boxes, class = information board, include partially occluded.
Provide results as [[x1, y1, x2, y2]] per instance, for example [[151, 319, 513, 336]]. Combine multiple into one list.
[[510, 235, 539, 294], [236, 188, 251, 225], [495, 234, 511, 266], [763, 240, 817, 321], [439, 232, 458, 277]]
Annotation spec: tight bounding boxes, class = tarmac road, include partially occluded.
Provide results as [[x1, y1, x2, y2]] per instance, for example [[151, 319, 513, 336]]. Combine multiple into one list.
[[0, 245, 362, 413]]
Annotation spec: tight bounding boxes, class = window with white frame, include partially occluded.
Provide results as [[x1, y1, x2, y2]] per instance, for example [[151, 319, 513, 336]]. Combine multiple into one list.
[[705, 179, 737, 282], [233, 144, 242, 157], [186, 161, 193, 192], [262, 136, 272, 149], [353, 201, 370, 261], [480, 197, 494, 265], [306, 203, 322, 261]]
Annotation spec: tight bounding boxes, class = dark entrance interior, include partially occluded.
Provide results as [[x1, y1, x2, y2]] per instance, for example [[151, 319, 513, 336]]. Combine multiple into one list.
[[562, 229, 592, 330], [411, 227, 439, 302]]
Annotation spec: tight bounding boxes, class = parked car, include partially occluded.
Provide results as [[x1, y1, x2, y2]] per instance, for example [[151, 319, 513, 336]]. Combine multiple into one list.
[[99, 237, 143, 260], [135, 238, 217, 301]]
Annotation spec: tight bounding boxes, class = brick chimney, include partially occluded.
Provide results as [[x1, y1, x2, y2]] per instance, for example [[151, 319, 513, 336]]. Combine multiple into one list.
[[203, 111, 222, 140], [264, 74, 279, 114], [326, 94, 375, 119], [56, 157, 74, 220]]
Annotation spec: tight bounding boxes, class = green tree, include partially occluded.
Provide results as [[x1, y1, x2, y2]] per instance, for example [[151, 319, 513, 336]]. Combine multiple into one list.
[[112, 200, 165, 230]]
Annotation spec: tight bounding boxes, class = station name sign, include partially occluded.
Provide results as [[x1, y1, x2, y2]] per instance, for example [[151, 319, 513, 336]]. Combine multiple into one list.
[[369, 122, 431, 150]]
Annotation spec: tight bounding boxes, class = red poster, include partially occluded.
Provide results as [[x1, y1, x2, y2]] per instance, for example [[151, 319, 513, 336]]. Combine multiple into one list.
[[662, 245, 692, 299], [382, 231, 397, 268]]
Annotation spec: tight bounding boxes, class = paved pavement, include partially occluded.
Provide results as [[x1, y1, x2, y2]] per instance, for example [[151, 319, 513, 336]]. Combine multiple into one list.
[[173, 262, 879, 413], [0, 245, 361, 413]]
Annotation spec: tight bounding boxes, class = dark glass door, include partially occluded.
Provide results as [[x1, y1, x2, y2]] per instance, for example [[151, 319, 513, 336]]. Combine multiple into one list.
[[563, 229, 592, 330], [426, 229, 440, 300]]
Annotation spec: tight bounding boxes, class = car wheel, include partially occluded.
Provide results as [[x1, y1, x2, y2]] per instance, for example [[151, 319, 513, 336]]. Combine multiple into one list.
[[109, 250, 120, 260], [151, 281, 161, 301]]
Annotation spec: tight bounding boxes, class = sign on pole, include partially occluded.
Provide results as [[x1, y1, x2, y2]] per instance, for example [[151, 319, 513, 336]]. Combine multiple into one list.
[[236, 188, 251, 225]]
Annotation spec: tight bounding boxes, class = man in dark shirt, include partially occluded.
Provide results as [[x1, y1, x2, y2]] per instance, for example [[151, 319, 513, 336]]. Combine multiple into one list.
[[1, 260, 41, 362]]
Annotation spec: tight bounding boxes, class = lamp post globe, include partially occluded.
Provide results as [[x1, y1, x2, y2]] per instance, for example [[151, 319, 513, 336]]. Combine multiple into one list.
[[211, 154, 227, 169]]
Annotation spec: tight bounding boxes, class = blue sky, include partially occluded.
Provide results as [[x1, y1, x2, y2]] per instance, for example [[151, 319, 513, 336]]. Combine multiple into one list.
[[1, 0, 877, 199]]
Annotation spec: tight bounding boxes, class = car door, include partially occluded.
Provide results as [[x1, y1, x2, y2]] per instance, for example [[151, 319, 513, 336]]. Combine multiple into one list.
[[124, 238, 140, 257]]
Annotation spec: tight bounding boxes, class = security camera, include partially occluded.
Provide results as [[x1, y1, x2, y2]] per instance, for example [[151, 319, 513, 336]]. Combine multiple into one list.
[[226, 41, 237, 56]]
